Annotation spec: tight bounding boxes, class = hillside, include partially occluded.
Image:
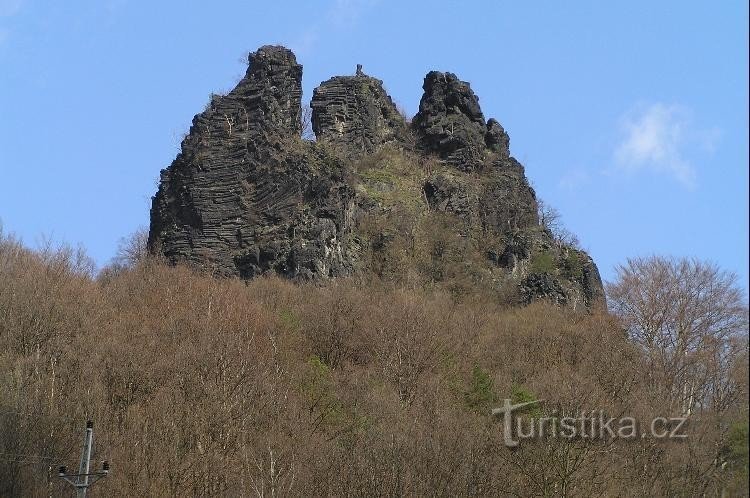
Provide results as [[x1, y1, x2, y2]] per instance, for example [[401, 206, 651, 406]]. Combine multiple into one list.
[[0, 234, 746, 496], [1, 46, 746, 498]]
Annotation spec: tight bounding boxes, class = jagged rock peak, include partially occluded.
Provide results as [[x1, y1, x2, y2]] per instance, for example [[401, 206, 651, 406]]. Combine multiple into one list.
[[485, 118, 510, 160], [248, 44, 298, 66], [413, 71, 509, 170], [231, 45, 303, 135], [311, 69, 408, 154], [148, 44, 357, 280], [149, 45, 605, 309], [419, 71, 486, 124]]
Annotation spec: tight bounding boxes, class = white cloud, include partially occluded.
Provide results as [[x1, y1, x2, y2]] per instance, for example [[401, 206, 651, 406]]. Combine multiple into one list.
[[614, 102, 715, 189]]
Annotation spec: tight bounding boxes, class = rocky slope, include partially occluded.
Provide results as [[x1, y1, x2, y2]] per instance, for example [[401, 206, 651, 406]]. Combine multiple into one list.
[[149, 45, 604, 308]]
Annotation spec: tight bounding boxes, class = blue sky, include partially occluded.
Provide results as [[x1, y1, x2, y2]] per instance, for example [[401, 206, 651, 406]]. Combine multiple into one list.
[[1, 0, 747, 289]]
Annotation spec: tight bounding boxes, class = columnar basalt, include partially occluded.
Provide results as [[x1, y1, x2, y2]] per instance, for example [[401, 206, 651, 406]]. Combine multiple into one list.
[[149, 45, 605, 308], [149, 46, 358, 280], [311, 71, 408, 155]]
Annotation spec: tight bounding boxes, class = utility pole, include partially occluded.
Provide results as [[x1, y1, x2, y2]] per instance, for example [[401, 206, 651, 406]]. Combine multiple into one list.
[[58, 420, 109, 497]]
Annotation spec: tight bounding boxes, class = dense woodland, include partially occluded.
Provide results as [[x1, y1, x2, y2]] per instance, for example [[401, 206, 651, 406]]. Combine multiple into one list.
[[0, 227, 747, 497]]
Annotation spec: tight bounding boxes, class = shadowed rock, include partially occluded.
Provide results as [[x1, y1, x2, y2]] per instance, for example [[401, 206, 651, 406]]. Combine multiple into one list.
[[149, 46, 358, 280], [412, 71, 489, 170], [485, 118, 510, 159]]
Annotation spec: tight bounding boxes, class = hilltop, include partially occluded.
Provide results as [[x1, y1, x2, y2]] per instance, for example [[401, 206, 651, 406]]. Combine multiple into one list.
[[148, 46, 604, 308]]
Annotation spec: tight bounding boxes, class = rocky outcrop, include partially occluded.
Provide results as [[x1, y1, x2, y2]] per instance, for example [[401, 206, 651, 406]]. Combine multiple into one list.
[[148, 46, 358, 279], [422, 166, 538, 233], [311, 70, 408, 155], [521, 273, 568, 306], [413, 71, 503, 171], [485, 118, 510, 160], [149, 45, 605, 308]]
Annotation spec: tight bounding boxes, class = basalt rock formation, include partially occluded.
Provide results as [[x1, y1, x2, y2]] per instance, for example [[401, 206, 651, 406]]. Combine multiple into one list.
[[311, 71, 409, 155], [149, 46, 358, 280], [413, 71, 493, 170], [149, 45, 604, 308]]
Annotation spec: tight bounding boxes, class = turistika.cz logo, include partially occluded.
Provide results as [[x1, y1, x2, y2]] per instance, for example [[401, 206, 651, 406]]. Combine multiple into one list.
[[491, 399, 689, 447]]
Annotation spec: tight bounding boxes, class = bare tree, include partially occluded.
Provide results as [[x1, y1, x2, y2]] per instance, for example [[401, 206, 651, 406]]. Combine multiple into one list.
[[113, 227, 149, 269], [2, 231, 746, 495], [394, 101, 411, 124], [537, 198, 561, 234], [299, 105, 315, 141], [537, 198, 580, 248], [607, 256, 749, 416]]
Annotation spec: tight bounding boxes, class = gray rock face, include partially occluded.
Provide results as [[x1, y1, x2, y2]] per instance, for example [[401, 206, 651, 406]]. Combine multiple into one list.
[[422, 166, 538, 233], [148, 46, 358, 279], [149, 45, 605, 307], [520, 273, 568, 306], [581, 254, 605, 304], [224, 45, 302, 135], [485, 118, 510, 159], [413, 71, 493, 170], [311, 72, 408, 155]]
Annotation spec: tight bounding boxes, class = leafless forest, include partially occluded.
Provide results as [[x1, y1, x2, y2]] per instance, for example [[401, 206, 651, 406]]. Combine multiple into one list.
[[0, 229, 746, 497]]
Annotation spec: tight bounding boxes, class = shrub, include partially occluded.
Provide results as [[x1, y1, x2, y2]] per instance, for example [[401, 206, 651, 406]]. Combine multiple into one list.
[[464, 365, 496, 411], [561, 250, 584, 280], [0, 237, 744, 496], [529, 250, 556, 274], [510, 384, 543, 418]]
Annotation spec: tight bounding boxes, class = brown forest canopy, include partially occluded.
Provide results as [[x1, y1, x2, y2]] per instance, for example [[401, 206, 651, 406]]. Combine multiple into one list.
[[0, 230, 747, 497]]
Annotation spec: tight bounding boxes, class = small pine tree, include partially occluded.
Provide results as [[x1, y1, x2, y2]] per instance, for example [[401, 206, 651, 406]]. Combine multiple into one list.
[[465, 365, 496, 411]]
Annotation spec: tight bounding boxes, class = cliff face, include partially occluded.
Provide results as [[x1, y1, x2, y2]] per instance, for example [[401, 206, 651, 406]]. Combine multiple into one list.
[[413, 71, 495, 170], [311, 72, 409, 155], [149, 45, 604, 308], [149, 46, 357, 280]]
